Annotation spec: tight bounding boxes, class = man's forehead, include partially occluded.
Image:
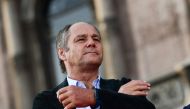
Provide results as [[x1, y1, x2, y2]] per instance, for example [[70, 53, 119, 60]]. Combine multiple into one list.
[[70, 22, 92, 28], [69, 22, 98, 35]]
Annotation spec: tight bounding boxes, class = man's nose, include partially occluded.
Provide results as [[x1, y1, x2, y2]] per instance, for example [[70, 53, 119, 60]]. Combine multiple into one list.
[[86, 38, 95, 47]]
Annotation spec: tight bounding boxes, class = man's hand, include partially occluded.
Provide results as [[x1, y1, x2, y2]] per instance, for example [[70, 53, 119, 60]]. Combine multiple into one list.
[[118, 80, 151, 96], [56, 86, 96, 109]]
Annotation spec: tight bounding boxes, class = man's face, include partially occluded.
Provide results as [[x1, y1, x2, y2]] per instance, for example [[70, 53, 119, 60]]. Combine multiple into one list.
[[64, 22, 103, 68]]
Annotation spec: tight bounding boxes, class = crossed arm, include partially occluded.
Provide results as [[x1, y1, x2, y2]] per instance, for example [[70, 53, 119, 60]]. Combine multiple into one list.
[[56, 80, 154, 109]]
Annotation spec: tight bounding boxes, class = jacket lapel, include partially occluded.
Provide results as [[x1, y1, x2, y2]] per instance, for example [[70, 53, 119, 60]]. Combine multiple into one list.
[[53, 78, 68, 109], [54, 78, 68, 92]]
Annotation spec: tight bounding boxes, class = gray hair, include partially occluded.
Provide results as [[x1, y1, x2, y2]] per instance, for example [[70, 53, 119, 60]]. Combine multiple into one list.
[[56, 24, 72, 72], [56, 24, 72, 51]]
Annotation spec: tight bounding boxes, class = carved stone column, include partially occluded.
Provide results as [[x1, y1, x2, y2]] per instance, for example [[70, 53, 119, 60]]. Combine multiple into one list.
[[1, 0, 33, 109], [0, 5, 10, 109], [93, 0, 128, 79]]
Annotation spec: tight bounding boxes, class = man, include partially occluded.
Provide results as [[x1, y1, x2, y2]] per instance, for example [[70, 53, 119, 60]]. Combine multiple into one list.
[[33, 22, 155, 109]]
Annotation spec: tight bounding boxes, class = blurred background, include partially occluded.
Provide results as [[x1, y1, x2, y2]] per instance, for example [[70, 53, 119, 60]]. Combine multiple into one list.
[[0, 0, 190, 109]]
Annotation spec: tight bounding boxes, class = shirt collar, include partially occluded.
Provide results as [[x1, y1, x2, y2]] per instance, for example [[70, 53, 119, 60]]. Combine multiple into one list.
[[67, 75, 100, 89]]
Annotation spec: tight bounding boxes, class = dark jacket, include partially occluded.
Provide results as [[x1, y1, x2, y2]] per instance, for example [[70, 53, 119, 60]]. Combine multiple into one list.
[[33, 78, 156, 109], [184, 104, 190, 109]]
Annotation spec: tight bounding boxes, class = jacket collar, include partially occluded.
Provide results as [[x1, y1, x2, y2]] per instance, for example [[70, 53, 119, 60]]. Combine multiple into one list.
[[53, 78, 68, 92], [55, 77, 120, 91]]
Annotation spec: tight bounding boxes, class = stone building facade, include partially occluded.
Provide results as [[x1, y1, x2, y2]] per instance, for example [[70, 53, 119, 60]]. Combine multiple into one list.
[[0, 0, 190, 109]]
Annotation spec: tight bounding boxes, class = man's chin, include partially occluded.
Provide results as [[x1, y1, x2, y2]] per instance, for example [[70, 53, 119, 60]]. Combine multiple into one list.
[[82, 60, 102, 67]]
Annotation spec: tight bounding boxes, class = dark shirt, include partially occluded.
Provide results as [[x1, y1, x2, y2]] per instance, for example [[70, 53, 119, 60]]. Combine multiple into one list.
[[33, 78, 156, 109]]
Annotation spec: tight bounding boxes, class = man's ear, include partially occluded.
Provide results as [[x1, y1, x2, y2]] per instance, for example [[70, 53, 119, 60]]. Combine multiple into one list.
[[58, 48, 67, 61]]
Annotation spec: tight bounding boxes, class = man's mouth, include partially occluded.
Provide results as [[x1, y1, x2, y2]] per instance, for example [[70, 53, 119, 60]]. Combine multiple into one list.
[[84, 52, 98, 55]]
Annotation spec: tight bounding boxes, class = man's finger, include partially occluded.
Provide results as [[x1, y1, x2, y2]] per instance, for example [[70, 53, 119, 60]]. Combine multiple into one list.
[[132, 91, 148, 96], [58, 92, 69, 103], [57, 88, 67, 98], [62, 98, 71, 107], [127, 80, 151, 87], [135, 80, 151, 87], [133, 85, 150, 91], [64, 103, 76, 109]]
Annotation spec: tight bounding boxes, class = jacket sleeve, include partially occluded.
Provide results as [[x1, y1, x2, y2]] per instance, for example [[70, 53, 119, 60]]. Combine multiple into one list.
[[32, 91, 62, 109], [96, 89, 156, 109], [184, 104, 190, 109]]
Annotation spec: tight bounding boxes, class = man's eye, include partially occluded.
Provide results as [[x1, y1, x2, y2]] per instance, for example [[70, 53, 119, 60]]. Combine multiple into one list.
[[77, 38, 85, 42], [94, 38, 101, 42]]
